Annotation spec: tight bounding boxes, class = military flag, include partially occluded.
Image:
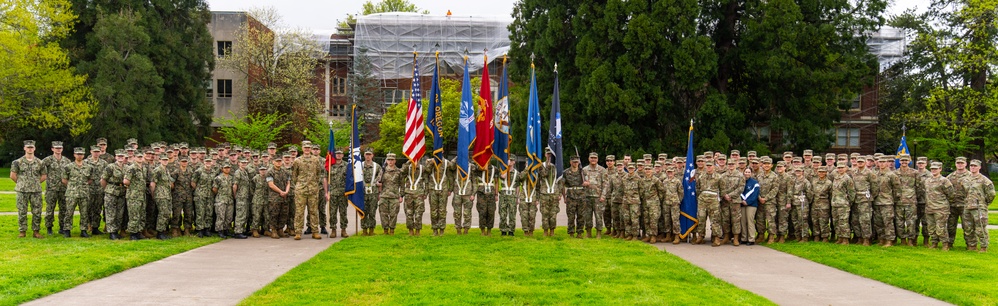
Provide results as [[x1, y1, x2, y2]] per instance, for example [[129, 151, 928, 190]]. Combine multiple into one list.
[[525, 60, 542, 188], [457, 56, 475, 179], [324, 125, 336, 171], [493, 56, 510, 173], [427, 52, 444, 164], [895, 124, 911, 168], [402, 52, 426, 163], [679, 120, 698, 239], [345, 105, 365, 218], [473, 54, 494, 167], [548, 65, 564, 177]]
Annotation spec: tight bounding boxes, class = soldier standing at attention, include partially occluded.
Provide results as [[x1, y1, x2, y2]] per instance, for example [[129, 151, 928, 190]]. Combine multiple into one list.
[[582, 152, 606, 238], [151, 155, 174, 240], [851, 157, 875, 245], [722, 156, 745, 245], [232, 158, 253, 239], [267, 157, 291, 239], [915, 156, 931, 245], [453, 158, 477, 235], [695, 159, 723, 246], [251, 165, 269, 238], [538, 151, 562, 237], [123, 152, 149, 240], [874, 157, 900, 247], [213, 163, 236, 239], [945, 157, 970, 250], [476, 159, 498, 236], [756, 157, 779, 243], [774, 161, 792, 243], [329, 150, 348, 238], [310, 145, 329, 236], [517, 160, 538, 236], [84, 146, 106, 236], [810, 167, 832, 242], [788, 166, 813, 242], [401, 156, 431, 236], [619, 164, 641, 241], [661, 162, 683, 244], [640, 161, 665, 243], [378, 153, 402, 235], [359, 150, 380, 236], [563, 155, 585, 238], [292, 143, 324, 240], [498, 155, 520, 236], [831, 163, 856, 245], [924, 162, 954, 250], [601, 155, 619, 237], [426, 154, 452, 236], [962, 160, 995, 252], [193, 158, 216, 237], [894, 155, 921, 246], [171, 157, 194, 236], [101, 150, 127, 240], [41, 141, 69, 235], [62, 147, 92, 237]]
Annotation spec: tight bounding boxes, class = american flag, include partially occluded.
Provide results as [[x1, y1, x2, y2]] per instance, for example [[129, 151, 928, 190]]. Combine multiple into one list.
[[402, 55, 425, 162]]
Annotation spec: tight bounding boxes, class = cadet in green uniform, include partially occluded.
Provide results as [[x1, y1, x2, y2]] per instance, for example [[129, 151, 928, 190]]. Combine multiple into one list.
[[251, 166, 269, 238], [151, 155, 174, 239], [945, 157, 970, 249], [267, 157, 291, 239], [788, 166, 813, 242], [101, 150, 127, 240], [831, 163, 856, 245], [213, 163, 236, 239], [695, 159, 723, 246], [233, 159, 253, 239], [329, 150, 348, 238], [476, 159, 498, 236], [401, 156, 431, 236], [123, 153, 149, 240], [84, 146, 106, 236], [426, 155, 452, 236], [193, 158, 216, 237], [640, 161, 665, 243], [378, 153, 402, 235], [894, 155, 921, 246], [498, 155, 520, 236], [538, 152, 562, 237], [517, 161, 538, 236], [171, 157, 194, 236], [42, 141, 70, 235], [360, 150, 381, 236], [453, 159, 477, 235], [924, 162, 954, 250], [810, 167, 832, 242], [582, 152, 607, 238], [962, 160, 994, 252], [62, 147, 92, 237], [874, 157, 900, 246], [292, 143, 324, 240], [564, 155, 585, 238]]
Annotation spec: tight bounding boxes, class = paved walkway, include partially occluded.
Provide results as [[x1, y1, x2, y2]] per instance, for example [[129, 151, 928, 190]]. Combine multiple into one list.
[[654, 242, 951, 305], [25, 234, 341, 305]]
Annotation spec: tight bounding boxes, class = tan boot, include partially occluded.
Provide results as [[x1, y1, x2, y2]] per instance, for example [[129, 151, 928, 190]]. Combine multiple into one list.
[[672, 235, 681, 244], [596, 231, 602, 239], [270, 228, 280, 239], [33, 230, 43, 239], [624, 234, 634, 241], [778, 236, 786, 243], [330, 230, 337, 238], [312, 233, 322, 240], [942, 244, 950, 251], [967, 245, 978, 251], [19, 231, 26, 238], [757, 234, 766, 244], [341, 229, 349, 238], [693, 235, 704, 245], [390, 229, 395, 235], [929, 242, 937, 249], [767, 235, 776, 244], [883, 239, 893, 247], [720, 233, 731, 245], [649, 236, 657, 244], [711, 237, 721, 247], [732, 234, 740, 246], [641, 235, 651, 242], [980, 247, 987, 253], [587, 229, 593, 238], [414, 229, 421, 236], [294, 232, 302, 240], [861, 238, 871, 246], [251, 230, 260, 238]]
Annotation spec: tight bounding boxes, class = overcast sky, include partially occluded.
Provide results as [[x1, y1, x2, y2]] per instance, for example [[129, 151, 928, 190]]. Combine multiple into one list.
[[207, 0, 926, 35]]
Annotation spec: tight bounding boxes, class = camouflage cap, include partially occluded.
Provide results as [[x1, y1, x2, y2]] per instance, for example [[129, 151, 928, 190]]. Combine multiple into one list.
[[364, 149, 374, 155], [849, 153, 861, 158], [179, 156, 189, 162], [738, 158, 747, 164], [135, 152, 145, 157], [916, 156, 928, 163], [334, 150, 343, 154], [125, 147, 135, 151], [899, 154, 911, 161], [179, 143, 189, 149], [652, 161, 661, 167], [90, 146, 100, 152], [204, 158, 214, 163], [873, 153, 884, 158], [782, 151, 793, 158], [571, 155, 580, 161], [386, 153, 396, 160], [590, 152, 599, 158], [258, 166, 268, 171], [127, 138, 137, 144], [812, 159, 822, 165], [642, 154, 652, 160], [238, 158, 249, 163], [776, 161, 787, 167], [703, 151, 714, 157], [658, 153, 668, 160], [626, 163, 636, 169], [836, 162, 848, 168], [23, 140, 35, 147], [825, 153, 836, 160], [970, 159, 982, 166], [289, 145, 299, 152], [115, 149, 125, 156], [509, 154, 517, 160], [855, 158, 866, 163], [695, 155, 704, 162], [222, 163, 231, 168], [955, 156, 967, 163], [747, 151, 757, 157], [251, 152, 260, 157], [817, 167, 828, 172], [837, 153, 848, 159], [52, 141, 63, 148], [761, 156, 772, 164], [73, 147, 85, 154], [605, 155, 615, 161], [703, 158, 714, 164], [792, 157, 802, 163], [282, 152, 291, 158], [803, 149, 813, 156], [160, 154, 169, 160], [730, 150, 740, 155], [716, 155, 727, 161], [261, 153, 270, 158], [793, 166, 804, 172], [930, 162, 942, 169], [267, 142, 277, 149], [97, 138, 108, 145], [545, 147, 555, 155]]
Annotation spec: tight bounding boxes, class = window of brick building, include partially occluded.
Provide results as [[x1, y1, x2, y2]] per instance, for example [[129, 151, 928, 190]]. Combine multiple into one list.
[[834, 127, 860, 148]]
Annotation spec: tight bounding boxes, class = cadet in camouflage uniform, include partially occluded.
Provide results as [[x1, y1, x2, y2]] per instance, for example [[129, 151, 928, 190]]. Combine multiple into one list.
[[945, 157, 970, 248], [538, 151, 562, 236], [873, 157, 900, 246], [563, 156, 585, 237], [267, 157, 291, 238], [426, 156, 453, 235], [774, 161, 792, 242], [476, 160, 499, 236], [810, 167, 832, 242], [123, 153, 149, 240], [640, 161, 665, 243], [378, 154, 402, 235], [401, 156, 432, 236], [213, 164, 236, 238], [915, 157, 931, 245], [328, 150, 348, 238], [498, 155, 520, 236], [831, 163, 856, 245], [193, 158, 216, 237], [788, 166, 813, 242], [282, 153, 295, 236], [359, 150, 381, 235], [292, 143, 324, 240], [251, 166, 269, 238], [453, 160, 477, 235], [962, 159, 994, 252], [101, 150, 127, 239], [62, 147, 92, 237], [40, 142, 70, 235], [721, 156, 745, 245], [695, 159, 723, 246], [661, 163, 683, 244], [518, 163, 539, 236], [755, 157, 779, 243], [306, 145, 329, 235], [151, 155, 174, 239], [894, 155, 921, 246], [232, 159, 253, 239], [619, 164, 641, 240], [850, 158, 875, 244], [602, 156, 622, 238], [84, 146, 106, 235], [582, 152, 607, 238], [171, 157, 194, 236], [924, 162, 954, 250]]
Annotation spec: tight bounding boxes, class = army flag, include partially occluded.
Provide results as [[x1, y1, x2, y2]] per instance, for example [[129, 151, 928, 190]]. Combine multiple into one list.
[[402, 53, 426, 163], [345, 105, 365, 218], [525, 62, 542, 188], [679, 120, 698, 239], [473, 55, 494, 168], [457, 56, 475, 179], [548, 67, 564, 177], [324, 126, 336, 171], [493, 56, 510, 173], [428, 52, 444, 164], [895, 127, 911, 168]]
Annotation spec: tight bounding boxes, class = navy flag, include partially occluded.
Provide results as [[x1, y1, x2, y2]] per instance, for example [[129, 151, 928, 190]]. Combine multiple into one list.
[[494, 56, 510, 173], [345, 105, 365, 218], [547, 65, 564, 176], [458, 56, 475, 179], [679, 120, 698, 239]]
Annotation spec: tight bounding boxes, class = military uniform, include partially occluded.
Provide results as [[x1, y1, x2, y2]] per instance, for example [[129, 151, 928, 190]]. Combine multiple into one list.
[[661, 169, 683, 240], [563, 164, 585, 236], [42, 144, 70, 233], [756, 162, 780, 242], [775, 164, 793, 239], [924, 163, 954, 248], [152, 160, 174, 235], [621, 167, 642, 239], [894, 158, 921, 245], [850, 166, 875, 241], [328, 153, 348, 231], [788, 169, 813, 241], [123, 160, 148, 235], [538, 160, 562, 234], [213, 168, 235, 235], [582, 154, 607, 234], [426, 159, 452, 232], [873, 161, 900, 244], [831, 166, 856, 244], [233, 162, 253, 236], [604, 160, 624, 236], [171, 161, 195, 234], [193, 164, 217, 232], [62, 152, 93, 236], [475, 163, 498, 233], [101, 154, 127, 236], [915, 161, 931, 244], [84, 149, 107, 234], [721, 165, 745, 242], [945, 160, 970, 246], [639, 166, 665, 242], [251, 168, 269, 235], [695, 165, 723, 245], [267, 161, 292, 237], [498, 166, 520, 235], [378, 155, 402, 233], [292, 151, 324, 238], [962, 160, 994, 251], [810, 172, 832, 240], [400, 159, 432, 233], [453, 163, 477, 233]]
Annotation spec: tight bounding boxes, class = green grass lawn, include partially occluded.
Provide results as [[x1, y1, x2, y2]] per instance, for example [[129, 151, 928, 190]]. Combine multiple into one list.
[[0, 215, 220, 305], [990, 212, 997, 226], [768, 229, 998, 305], [243, 227, 772, 306], [0, 193, 13, 212], [990, 196, 998, 210]]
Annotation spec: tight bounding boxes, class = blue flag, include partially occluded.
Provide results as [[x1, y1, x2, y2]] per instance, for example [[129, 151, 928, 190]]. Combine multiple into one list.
[[679, 121, 698, 239], [525, 63, 543, 188], [548, 69, 564, 177], [428, 53, 444, 165], [895, 134, 911, 169], [457, 57, 475, 179], [494, 57, 510, 173], [345, 105, 365, 218]]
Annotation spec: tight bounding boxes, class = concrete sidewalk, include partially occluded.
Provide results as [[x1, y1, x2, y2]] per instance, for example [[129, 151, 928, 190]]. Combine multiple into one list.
[[654, 242, 951, 306], [25, 234, 341, 305]]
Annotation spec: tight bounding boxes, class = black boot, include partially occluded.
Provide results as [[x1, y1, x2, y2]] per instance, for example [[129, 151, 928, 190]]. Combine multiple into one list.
[[92, 228, 104, 235], [80, 230, 90, 238], [233, 232, 248, 239], [196, 229, 206, 238], [109, 233, 120, 240], [156, 233, 169, 240], [304, 227, 313, 235], [130, 233, 142, 240], [47, 227, 53, 235], [320, 228, 329, 235], [509, 231, 514, 236], [63, 230, 71, 238], [218, 230, 227, 239], [501, 231, 507, 236]]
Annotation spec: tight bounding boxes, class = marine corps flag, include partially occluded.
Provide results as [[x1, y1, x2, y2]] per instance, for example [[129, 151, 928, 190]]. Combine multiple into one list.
[[679, 120, 698, 239], [493, 56, 510, 173], [473, 54, 494, 167], [345, 105, 365, 218]]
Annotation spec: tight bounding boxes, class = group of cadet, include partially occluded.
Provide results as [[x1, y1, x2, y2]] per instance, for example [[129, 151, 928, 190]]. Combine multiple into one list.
[[10, 139, 996, 252]]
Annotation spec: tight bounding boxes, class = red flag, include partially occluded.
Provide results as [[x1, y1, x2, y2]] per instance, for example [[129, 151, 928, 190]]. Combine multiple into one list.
[[402, 53, 426, 162], [473, 55, 494, 167]]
